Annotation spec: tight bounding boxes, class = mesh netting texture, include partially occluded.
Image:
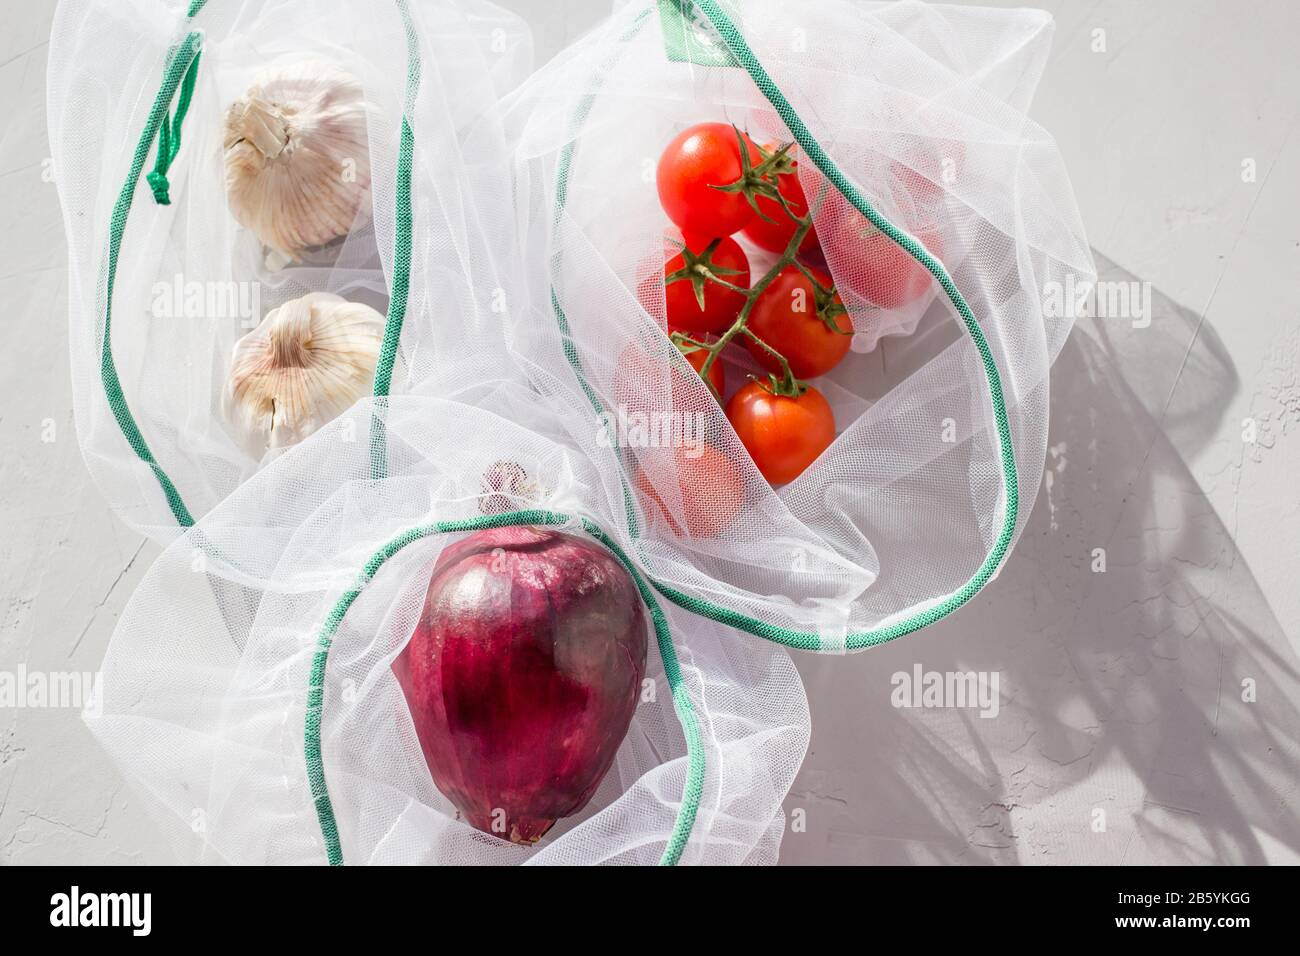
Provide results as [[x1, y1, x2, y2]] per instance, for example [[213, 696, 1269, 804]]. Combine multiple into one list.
[[49, 0, 531, 540], [58, 0, 1093, 865]]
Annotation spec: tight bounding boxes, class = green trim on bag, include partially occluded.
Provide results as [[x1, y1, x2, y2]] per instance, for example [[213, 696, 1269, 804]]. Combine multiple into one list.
[[547, 12, 656, 541], [99, 26, 205, 529], [373, 0, 419, 401], [676, 0, 1019, 649], [96, 0, 422, 523], [582, 523, 702, 864], [369, 0, 422, 479], [304, 509, 703, 866], [547, 5, 712, 862], [145, 44, 202, 205], [549, 0, 1019, 652], [656, 0, 737, 67]]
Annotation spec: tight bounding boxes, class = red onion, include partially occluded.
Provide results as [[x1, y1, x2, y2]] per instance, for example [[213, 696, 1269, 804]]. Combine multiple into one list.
[[399, 526, 648, 844]]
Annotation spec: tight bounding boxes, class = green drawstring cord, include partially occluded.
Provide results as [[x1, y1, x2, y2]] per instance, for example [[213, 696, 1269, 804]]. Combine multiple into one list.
[[146, 47, 202, 205]]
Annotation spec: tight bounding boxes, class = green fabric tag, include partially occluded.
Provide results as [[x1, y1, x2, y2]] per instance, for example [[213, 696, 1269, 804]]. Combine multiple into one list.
[[657, 0, 738, 67]]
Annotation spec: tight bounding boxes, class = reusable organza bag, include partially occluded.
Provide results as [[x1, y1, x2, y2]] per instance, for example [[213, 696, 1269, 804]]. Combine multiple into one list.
[[90, 393, 811, 864], [483, 0, 1094, 647], [87, 0, 1092, 865], [47, 0, 530, 542]]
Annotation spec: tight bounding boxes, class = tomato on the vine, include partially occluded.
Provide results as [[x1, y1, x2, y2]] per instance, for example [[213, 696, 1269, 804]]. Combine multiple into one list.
[[657, 123, 759, 237], [634, 443, 744, 538], [740, 144, 821, 256], [662, 232, 750, 334], [726, 381, 836, 485], [746, 265, 851, 379], [671, 330, 725, 396]]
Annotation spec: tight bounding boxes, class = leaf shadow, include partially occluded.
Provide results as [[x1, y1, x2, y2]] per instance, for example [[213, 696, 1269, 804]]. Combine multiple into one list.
[[782, 252, 1300, 864]]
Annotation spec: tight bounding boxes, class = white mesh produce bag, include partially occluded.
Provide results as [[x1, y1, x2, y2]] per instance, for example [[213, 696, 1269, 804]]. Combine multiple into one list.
[[482, 0, 1094, 646], [48, 0, 531, 542], [87, 0, 1093, 865], [90, 394, 810, 865]]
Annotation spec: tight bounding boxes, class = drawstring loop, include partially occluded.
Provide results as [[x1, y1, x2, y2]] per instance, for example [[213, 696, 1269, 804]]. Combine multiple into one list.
[[147, 41, 202, 205]]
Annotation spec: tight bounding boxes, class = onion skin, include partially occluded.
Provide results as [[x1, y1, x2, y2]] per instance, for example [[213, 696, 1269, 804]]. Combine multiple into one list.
[[400, 526, 648, 844]]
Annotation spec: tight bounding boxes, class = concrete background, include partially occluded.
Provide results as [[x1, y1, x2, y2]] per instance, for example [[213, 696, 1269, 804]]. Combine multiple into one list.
[[1, 0, 1297, 863]]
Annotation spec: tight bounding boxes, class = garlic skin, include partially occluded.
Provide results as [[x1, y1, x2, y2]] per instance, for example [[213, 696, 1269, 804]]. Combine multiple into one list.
[[224, 60, 371, 263], [224, 292, 384, 456]]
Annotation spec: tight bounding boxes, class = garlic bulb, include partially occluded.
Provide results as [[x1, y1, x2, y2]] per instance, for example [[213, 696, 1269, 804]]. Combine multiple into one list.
[[224, 60, 371, 264], [224, 292, 384, 455]]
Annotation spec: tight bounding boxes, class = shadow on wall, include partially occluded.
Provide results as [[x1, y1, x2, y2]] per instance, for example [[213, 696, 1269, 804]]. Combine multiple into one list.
[[783, 252, 1300, 864]]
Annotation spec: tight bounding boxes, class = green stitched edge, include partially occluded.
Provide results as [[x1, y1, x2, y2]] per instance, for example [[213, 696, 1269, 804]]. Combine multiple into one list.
[[304, 510, 704, 867], [686, 0, 1019, 648], [98, 23, 205, 529], [548, 9, 653, 538], [145, 46, 202, 205], [369, 0, 422, 480], [545, 5, 708, 864], [580, 521, 702, 864], [655, 0, 737, 67], [549, 0, 1019, 652], [97, 0, 421, 522]]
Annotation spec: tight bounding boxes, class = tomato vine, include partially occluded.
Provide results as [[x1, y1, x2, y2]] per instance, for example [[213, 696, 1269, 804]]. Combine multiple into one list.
[[666, 127, 851, 400]]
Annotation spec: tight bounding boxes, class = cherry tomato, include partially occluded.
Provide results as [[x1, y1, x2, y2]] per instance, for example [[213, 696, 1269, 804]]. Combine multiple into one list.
[[825, 202, 944, 310], [741, 144, 821, 256], [854, 222, 943, 310], [657, 123, 758, 237], [634, 443, 744, 538], [726, 381, 835, 485], [662, 232, 750, 334], [671, 330, 725, 396], [614, 338, 719, 415], [745, 265, 851, 379]]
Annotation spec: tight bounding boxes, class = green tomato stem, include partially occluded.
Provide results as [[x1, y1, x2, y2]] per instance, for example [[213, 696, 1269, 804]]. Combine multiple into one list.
[[694, 163, 830, 393]]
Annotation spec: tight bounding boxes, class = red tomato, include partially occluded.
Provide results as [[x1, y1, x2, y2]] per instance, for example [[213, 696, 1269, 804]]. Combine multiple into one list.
[[672, 331, 725, 396], [858, 223, 943, 310], [657, 123, 758, 237], [614, 339, 717, 415], [634, 443, 744, 538], [662, 233, 750, 334], [727, 381, 835, 485], [828, 210, 944, 310], [741, 145, 820, 256], [746, 265, 851, 379]]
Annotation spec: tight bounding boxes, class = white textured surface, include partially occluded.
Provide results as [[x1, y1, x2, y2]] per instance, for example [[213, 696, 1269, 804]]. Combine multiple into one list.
[[1, 0, 1297, 864]]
